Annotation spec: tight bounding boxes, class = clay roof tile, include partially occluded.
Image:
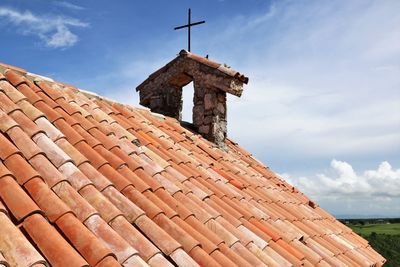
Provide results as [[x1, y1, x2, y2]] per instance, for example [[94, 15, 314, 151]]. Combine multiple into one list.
[[78, 162, 113, 191], [110, 216, 161, 262], [28, 154, 67, 187], [24, 177, 72, 222], [4, 154, 41, 185], [0, 133, 21, 161], [4, 70, 27, 87], [83, 214, 138, 264], [135, 215, 182, 256], [56, 212, 114, 266], [23, 213, 89, 266], [52, 181, 98, 222], [0, 212, 47, 266], [0, 175, 42, 221], [80, 185, 122, 223]]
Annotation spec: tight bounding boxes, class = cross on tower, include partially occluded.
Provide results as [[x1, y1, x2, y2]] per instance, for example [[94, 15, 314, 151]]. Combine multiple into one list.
[[174, 8, 205, 52]]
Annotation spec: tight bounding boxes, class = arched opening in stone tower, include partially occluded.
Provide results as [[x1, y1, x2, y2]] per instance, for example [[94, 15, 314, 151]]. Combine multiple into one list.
[[181, 81, 194, 123]]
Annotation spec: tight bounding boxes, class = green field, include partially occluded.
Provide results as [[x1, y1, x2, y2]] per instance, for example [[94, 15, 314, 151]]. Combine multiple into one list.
[[349, 223, 400, 236]]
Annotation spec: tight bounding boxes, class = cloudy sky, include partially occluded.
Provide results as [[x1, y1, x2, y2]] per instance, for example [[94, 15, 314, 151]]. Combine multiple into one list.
[[0, 0, 399, 218]]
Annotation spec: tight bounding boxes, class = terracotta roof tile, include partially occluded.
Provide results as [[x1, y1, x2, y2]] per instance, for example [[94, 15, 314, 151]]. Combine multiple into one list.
[[7, 128, 41, 161], [217, 243, 251, 267], [89, 128, 119, 150], [98, 164, 132, 191], [36, 117, 64, 141], [102, 186, 145, 223], [3, 153, 41, 185], [0, 113, 18, 136], [33, 133, 72, 167], [24, 177, 72, 222], [122, 186, 164, 219], [80, 185, 122, 223], [153, 213, 201, 254], [230, 242, 267, 266], [78, 162, 113, 191], [13, 84, 42, 105], [135, 215, 181, 256], [4, 70, 27, 87], [0, 63, 385, 266], [0, 213, 47, 266], [154, 189, 194, 220], [56, 98, 82, 116], [93, 145, 125, 169], [248, 242, 281, 266], [121, 254, 149, 267], [23, 213, 89, 267], [75, 141, 108, 169], [37, 91, 60, 110], [119, 166, 152, 193], [55, 213, 114, 266], [172, 217, 217, 253], [0, 199, 7, 215], [59, 162, 92, 191], [143, 191, 178, 219], [109, 215, 161, 262], [29, 154, 67, 187], [10, 112, 44, 140], [0, 252, 8, 266], [16, 100, 43, 123], [0, 92, 21, 115], [52, 181, 98, 222], [84, 214, 138, 264], [54, 119, 85, 145], [34, 101, 63, 123], [0, 175, 42, 222], [268, 240, 303, 266], [164, 249, 197, 267], [56, 138, 88, 166]]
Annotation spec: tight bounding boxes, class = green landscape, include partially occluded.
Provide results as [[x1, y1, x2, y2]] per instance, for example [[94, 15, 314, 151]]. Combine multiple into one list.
[[341, 218, 400, 266]]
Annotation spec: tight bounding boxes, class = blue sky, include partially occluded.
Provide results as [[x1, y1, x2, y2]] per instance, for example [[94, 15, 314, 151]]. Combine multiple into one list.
[[0, 0, 399, 218]]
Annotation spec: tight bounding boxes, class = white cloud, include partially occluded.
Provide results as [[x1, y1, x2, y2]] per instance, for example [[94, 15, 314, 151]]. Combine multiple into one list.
[[0, 7, 88, 48], [283, 160, 400, 199], [281, 160, 400, 216], [54, 1, 85, 11]]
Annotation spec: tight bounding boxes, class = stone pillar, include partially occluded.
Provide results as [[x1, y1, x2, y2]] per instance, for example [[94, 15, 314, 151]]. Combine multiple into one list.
[[193, 81, 227, 147]]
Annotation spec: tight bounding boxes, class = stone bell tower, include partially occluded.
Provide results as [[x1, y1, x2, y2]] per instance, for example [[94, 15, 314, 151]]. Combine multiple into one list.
[[136, 50, 248, 147]]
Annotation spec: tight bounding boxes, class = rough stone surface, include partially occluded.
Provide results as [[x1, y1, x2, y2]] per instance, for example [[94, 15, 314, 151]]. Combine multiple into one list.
[[136, 50, 247, 147]]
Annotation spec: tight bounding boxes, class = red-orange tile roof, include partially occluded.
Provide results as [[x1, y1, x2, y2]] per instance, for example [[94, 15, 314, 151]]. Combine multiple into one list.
[[0, 63, 385, 266]]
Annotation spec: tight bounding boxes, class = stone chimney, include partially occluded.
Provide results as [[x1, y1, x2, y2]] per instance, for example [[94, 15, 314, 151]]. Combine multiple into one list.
[[136, 50, 248, 147]]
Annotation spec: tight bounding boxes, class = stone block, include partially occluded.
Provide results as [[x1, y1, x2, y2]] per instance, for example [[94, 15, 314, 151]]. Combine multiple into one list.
[[198, 125, 210, 134], [204, 93, 217, 110], [217, 102, 225, 114]]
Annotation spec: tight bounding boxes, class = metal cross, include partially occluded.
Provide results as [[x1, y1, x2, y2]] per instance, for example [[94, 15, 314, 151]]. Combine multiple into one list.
[[174, 8, 205, 52]]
